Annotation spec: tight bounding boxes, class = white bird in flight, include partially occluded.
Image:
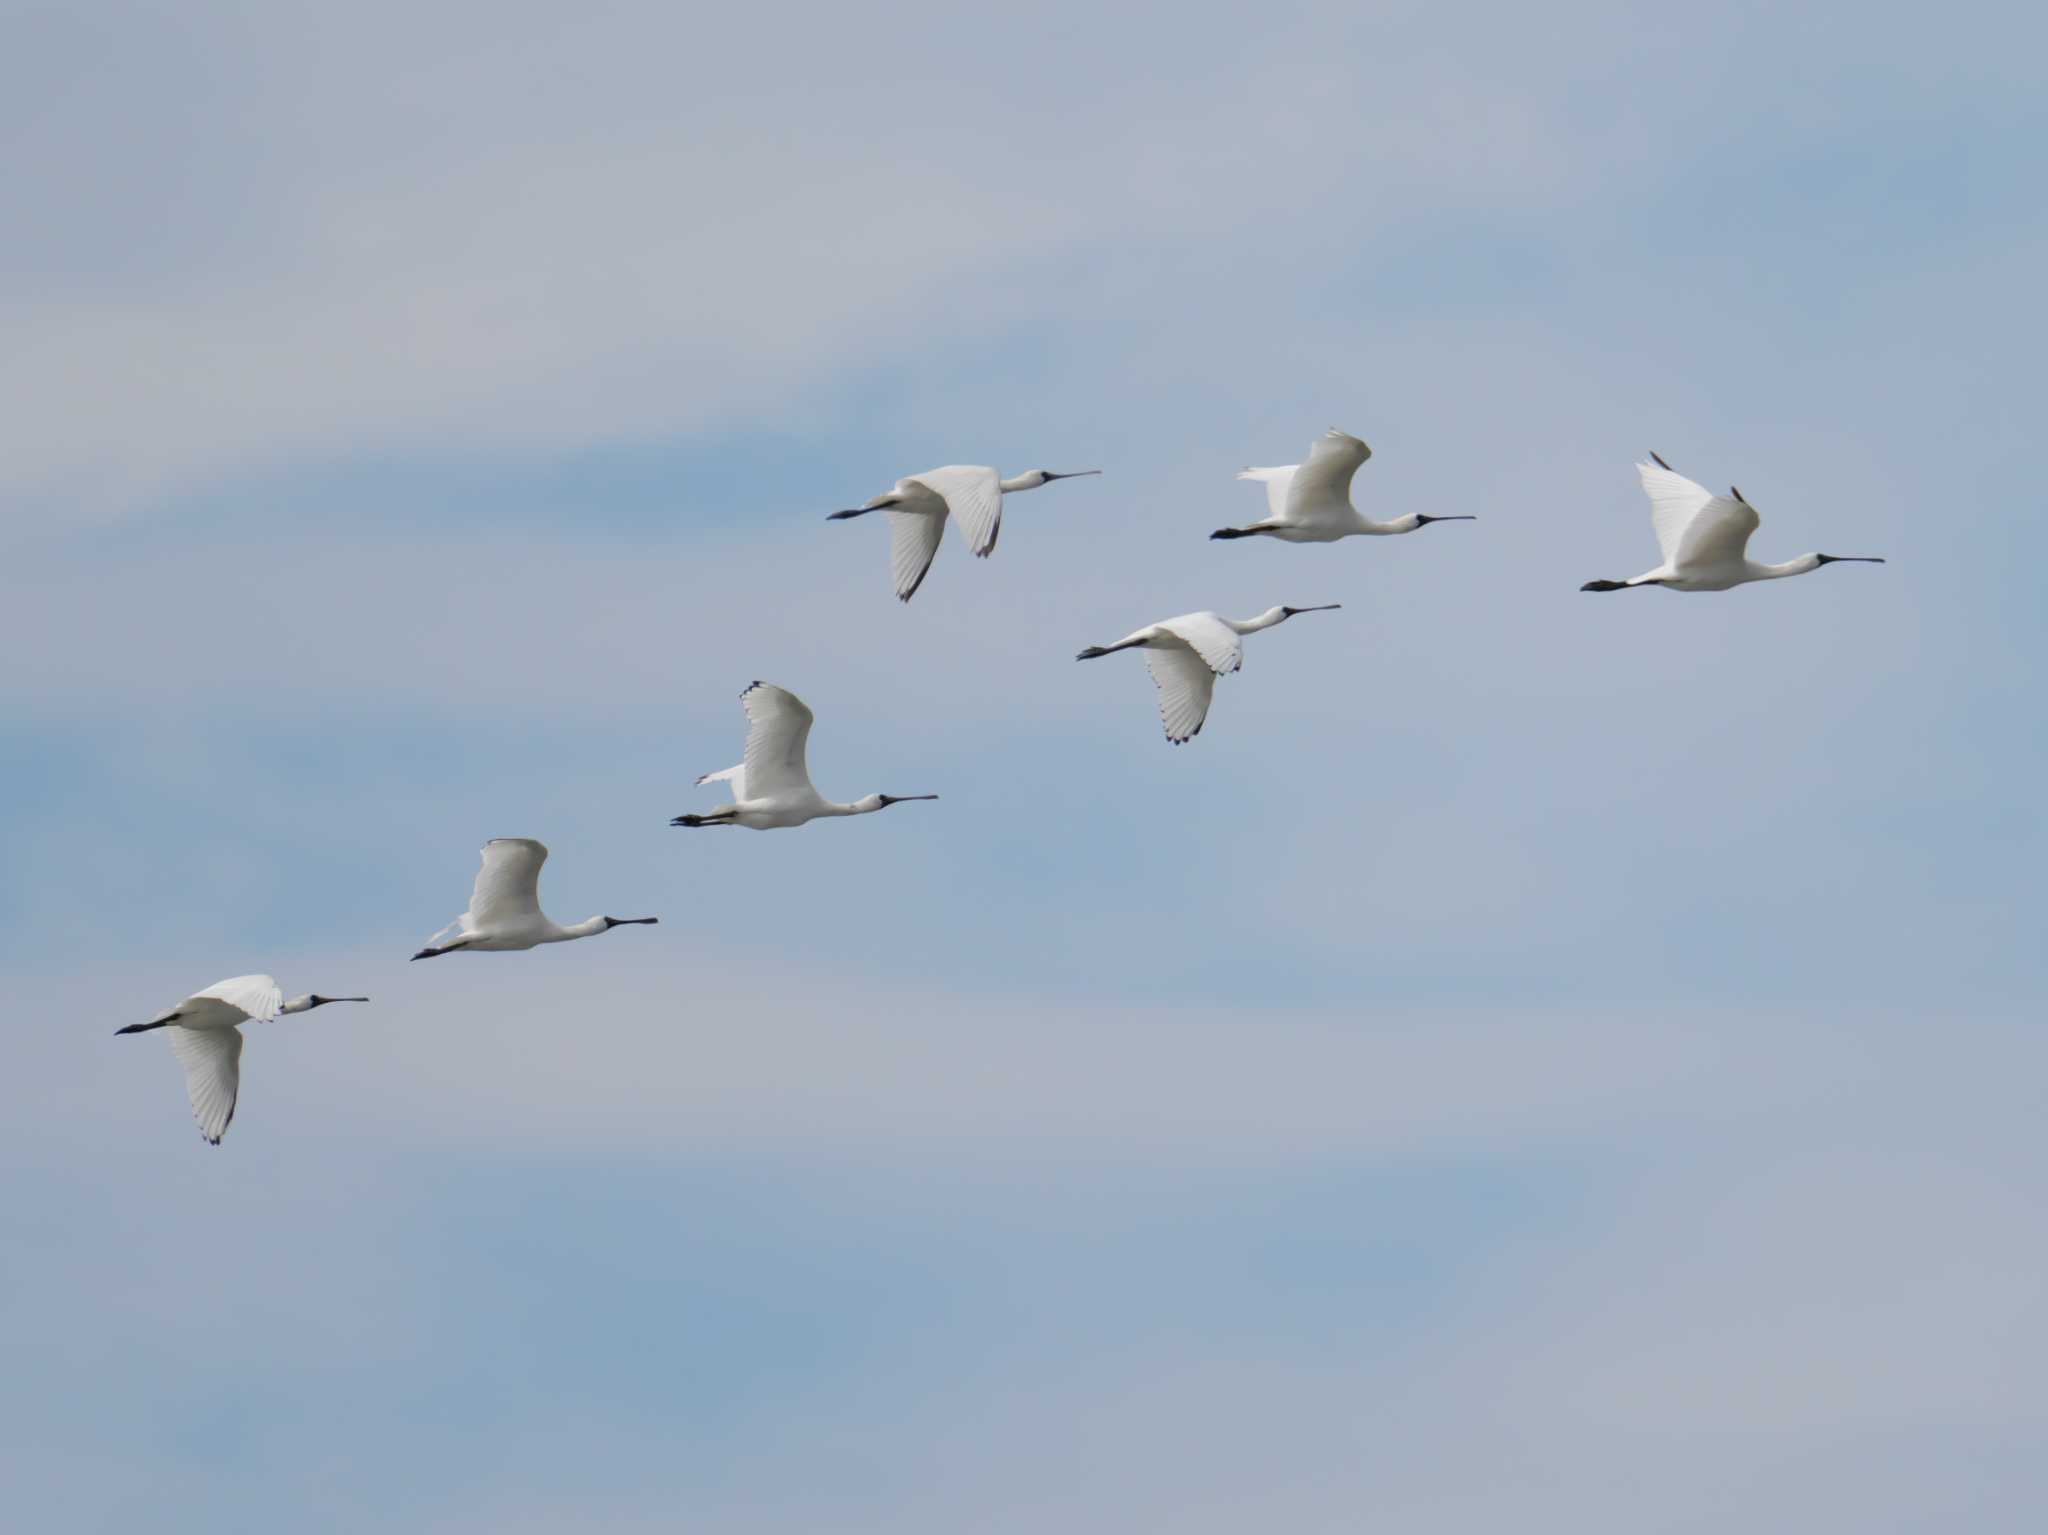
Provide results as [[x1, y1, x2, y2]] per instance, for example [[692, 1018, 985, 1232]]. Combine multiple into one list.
[[1582, 453, 1886, 593], [829, 464, 1100, 601], [1075, 605, 1341, 744], [412, 838, 657, 959], [116, 974, 366, 1144], [673, 681, 939, 829], [1212, 429, 1472, 543]]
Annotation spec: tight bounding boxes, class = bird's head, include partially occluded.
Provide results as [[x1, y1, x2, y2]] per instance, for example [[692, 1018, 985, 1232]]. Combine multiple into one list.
[[857, 793, 940, 813], [283, 993, 369, 1014], [1411, 513, 1476, 530], [1813, 553, 1886, 569]]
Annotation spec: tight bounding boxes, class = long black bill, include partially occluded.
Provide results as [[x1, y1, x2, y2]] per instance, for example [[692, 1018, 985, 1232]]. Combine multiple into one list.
[[827, 507, 875, 520], [602, 917, 660, 927], [1414, 514, 1476, 525], [115, 1018, 175, 1036], [1816, 555, 1886, 565], [878, 794, 939, 806], [1043, 470, 1102, 481]]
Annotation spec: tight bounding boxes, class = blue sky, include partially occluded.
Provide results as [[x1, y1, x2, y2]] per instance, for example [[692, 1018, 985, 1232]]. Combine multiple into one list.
[[4, 1, 2045, 1529]]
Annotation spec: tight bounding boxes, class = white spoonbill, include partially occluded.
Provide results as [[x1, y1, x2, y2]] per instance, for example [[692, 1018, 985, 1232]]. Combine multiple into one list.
[[412, 838, 657, 959], [829, 464, 1100, 601], [1075, 605, 1341, 744], [1582, 453, 1886, 592], [1212, 429, 1472, 543], [673, 681, 938, 829], [116, 975, 366, 1144]]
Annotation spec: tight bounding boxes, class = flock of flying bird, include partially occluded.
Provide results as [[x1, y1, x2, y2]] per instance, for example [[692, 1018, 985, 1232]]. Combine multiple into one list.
[[119, 429, 1884, 1143]]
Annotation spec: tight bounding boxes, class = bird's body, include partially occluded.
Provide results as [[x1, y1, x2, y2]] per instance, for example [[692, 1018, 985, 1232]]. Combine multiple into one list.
[[1582, 454, 1885, 593], [412, 838, 657, 959], [115, 974, 366, 1144], [674, 682, 938, 830], [1213, 429, 1472, 543], [1075, 605, 1340, 743], [829, 464, 1099, 601]]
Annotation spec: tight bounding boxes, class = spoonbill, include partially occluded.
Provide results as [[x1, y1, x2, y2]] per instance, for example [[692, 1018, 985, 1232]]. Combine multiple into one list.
[[673, 681, 939, 829], [1075, 605, 1341, 744], [115, 975, 366, 1144], [412, 838, 657, 959], [1212, 429, 1472, 542], [829, 464, 1100, 601], [1582, 453, 1886, 592]]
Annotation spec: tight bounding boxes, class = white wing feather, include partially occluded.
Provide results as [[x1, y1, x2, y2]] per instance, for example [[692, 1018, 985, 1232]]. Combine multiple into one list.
[[1674, 495, 1761, 569], [167, 1026, 244, 1144], [739, 682, 816, 799], [190, 974, 283, 1024], [1145, 647, 1219, 744], [1636, 459, 1721, 563], [1237, 465, 1298, 522], [1156, 613, 1243, 675], [911, 465, 1004, 558], [886, 508, 946, 602], [469, 838, 547, 928], [696, 763, 747, 799], [1285, 429, 1371, 518]]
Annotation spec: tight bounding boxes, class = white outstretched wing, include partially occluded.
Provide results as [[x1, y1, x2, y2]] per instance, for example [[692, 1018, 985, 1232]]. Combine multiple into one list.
[[696, 763, 747, 799], [1636, 458, 1724, 563], [167, 1026, 244, 1144], [739, 682, 815, 800], [1674, 493, 1761, 570], [1237, 465, 1298, 523], [886, 507, 946, 602], [1285, 429, 1371, 518], [1157, 613, 1243, 675], [190, 974, 283, 1024], [1145, 647, 1219, 744], [470, 838, 547, 928], [912, 465, 1004, 558]]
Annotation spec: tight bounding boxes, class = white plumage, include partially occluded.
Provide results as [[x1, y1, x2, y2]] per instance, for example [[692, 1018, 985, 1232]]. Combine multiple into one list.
[[1213, 429, 1473, 542], [1075, 605, 1341, 744], [674, 682, 939, 830], [116, 975, 367, 1144], [412, 839, 657, 959], [829, 464, 1100, 600], [1582, 453, 1886, 593]]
